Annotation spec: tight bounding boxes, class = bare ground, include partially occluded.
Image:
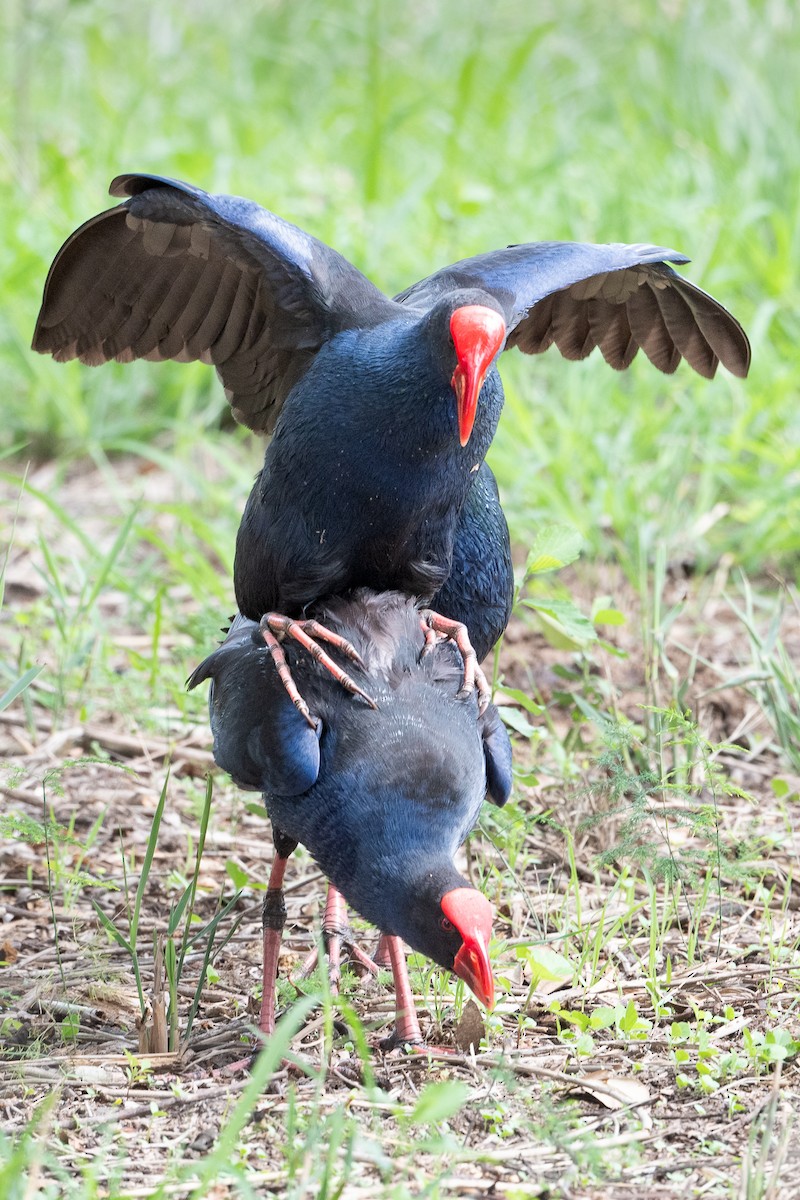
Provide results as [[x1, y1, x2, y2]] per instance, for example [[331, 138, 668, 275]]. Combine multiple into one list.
[[1, 458, 799, 1198]]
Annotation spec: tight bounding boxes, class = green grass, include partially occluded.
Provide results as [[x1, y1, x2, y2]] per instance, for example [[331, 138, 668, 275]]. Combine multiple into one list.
[[2, 0, 798, 571]]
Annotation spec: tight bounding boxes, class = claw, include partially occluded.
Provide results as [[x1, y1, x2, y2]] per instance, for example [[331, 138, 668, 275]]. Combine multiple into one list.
[[295, 884, 382, 992], [259, 612, 378, 726], [419, 611, 492, 714], [419, 618, 439, 658], [259, 622, 318, 729]]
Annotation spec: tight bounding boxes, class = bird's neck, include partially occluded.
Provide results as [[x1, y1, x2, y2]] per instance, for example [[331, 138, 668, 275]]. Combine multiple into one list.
[[348, 321, 504, 465], [349, 850, 466, 939]]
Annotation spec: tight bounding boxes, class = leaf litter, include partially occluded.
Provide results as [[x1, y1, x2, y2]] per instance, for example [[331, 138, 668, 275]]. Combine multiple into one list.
[[1, 456, 799, 1198]]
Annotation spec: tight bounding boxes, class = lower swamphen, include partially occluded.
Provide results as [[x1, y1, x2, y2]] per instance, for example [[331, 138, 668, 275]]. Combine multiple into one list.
[[188, 589, 513, 1047], [33, 174, 749, 719]]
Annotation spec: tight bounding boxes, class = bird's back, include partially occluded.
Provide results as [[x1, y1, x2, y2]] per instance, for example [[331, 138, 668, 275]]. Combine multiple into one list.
[[189, 589, 511, 910]]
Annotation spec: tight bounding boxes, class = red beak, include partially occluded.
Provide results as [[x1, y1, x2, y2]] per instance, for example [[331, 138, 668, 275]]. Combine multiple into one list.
[[441, 887, 495, 1009], [450, 305, 506, 447]]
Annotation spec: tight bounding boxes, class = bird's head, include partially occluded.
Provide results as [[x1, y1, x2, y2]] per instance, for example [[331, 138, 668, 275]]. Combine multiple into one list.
[[397, 875, 495, 1008], [449, 301, 506, 447]]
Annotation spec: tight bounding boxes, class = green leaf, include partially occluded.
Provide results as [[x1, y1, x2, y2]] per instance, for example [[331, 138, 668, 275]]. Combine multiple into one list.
[[619, 1000, 639, 1033], [554, 1007, 589, 1031], [0, 665, 43, 712], [572, 692, 612, 727], [167, 883, 195, 937], [525, 525, 583, 575], [516, 944, 574, 983], [83, 502, 139, 611], [589, 1006, 618, 1030], [408, 1080, 471, 1126], [91, 899, 133, 955], [522, 597, 597, 649], [61, 1012, 80, 1040], [496, 687, 544, 715], [573, 1031, 596, 1056], [225, 860, 251, 890], [499, 707, 538, 738], [592, 607, 626, 627]]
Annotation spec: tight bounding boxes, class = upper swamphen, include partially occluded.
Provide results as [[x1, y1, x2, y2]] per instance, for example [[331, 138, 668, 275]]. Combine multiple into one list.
[[34, 175, 750, 712], [188, 589, 513, 1047]]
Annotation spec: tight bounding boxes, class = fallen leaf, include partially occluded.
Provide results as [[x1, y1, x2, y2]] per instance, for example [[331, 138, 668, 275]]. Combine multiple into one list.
[[454, 999, 485, 1052], [0, 941, 18, 964], [568, 1072, 651, 1111]]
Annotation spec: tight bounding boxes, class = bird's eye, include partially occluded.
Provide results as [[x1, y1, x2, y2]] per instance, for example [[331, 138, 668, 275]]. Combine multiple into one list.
[[440, 916, 453, 932]]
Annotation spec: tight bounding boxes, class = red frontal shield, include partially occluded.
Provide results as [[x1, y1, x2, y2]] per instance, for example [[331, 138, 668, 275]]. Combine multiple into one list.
[[441, 887, 495, 1008], [449, 306, 506, 446]]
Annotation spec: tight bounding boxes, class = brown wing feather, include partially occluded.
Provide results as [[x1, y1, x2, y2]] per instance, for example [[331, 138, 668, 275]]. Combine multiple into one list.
[[509, 266, 747, 377], [33, 179, 398, 431], [402, 242, 750, 380], [551, 292, 594, 360], [649, 280, 718, 378], [625, 280, 682, 373], [507, 294, 554, 354], [587, 300, 638, 370]]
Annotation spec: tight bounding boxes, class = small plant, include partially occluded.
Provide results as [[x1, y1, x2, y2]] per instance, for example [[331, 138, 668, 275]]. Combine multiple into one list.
[[581, 709, 757, 890], [517, 524, 598, 650], [554, 998, 653, 1056], [743, 1025, 800, 1073], [726, 575, 800, 772], [509, 522, 626, 669], [91, 772, 244, 1053]]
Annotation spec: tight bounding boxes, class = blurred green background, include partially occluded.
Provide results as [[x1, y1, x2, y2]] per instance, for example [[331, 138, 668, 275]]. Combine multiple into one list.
[[2, 0, 797, 574], [2, 7, 798, 1186]]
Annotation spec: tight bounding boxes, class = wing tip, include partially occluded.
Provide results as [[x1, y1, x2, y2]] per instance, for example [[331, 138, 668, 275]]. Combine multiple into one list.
[[30, 324, 70, 359], [729, 331, 752, 378], [109, 172, 190, 199], [109, 173, 149, 198]]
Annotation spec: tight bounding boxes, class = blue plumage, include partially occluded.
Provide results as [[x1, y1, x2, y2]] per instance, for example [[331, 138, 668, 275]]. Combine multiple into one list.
[[188, 590, 512, 971], [33, 174, 750, 670]]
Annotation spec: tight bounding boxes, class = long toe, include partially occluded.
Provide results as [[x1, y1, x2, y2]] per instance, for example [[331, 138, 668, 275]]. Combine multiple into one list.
[[260, 612, 378, 717], [295, 885, 383, 991], [420, 610, 491, 713]]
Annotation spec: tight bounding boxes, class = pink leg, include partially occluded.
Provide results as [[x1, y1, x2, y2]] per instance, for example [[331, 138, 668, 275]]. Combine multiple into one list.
[[296, 884, 382, 988], [322, 884, 345, 994], [383, 936, 424, 1048], [419, 611, 491, 713], [257, 840, 296, 1037], [218, 837, 298, 1076], [374, 934, 393, 969]]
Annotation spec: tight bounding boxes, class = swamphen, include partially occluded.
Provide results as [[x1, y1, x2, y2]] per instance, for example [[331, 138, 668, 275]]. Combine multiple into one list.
[[188, 589, 513, 1047], [34, 175, 750, 710]]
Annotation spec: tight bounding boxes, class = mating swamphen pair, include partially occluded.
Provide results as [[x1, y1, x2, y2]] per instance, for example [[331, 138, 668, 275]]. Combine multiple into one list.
[[188, 591, 512, 1046], [33, 175, 750, 1046]]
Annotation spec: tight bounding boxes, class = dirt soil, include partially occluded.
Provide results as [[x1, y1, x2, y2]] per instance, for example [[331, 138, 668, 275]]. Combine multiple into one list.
[[1, 458, 799, 1198]]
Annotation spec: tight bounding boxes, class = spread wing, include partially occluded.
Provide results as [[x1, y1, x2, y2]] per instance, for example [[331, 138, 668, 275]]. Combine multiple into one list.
[[396, 241, 750, 379], [32, 174, 397, 432]]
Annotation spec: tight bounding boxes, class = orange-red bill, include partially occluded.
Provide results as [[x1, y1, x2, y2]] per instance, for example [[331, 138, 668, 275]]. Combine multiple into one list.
[[441, 886, 495, 1009], [449, 305, 506, 446]]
